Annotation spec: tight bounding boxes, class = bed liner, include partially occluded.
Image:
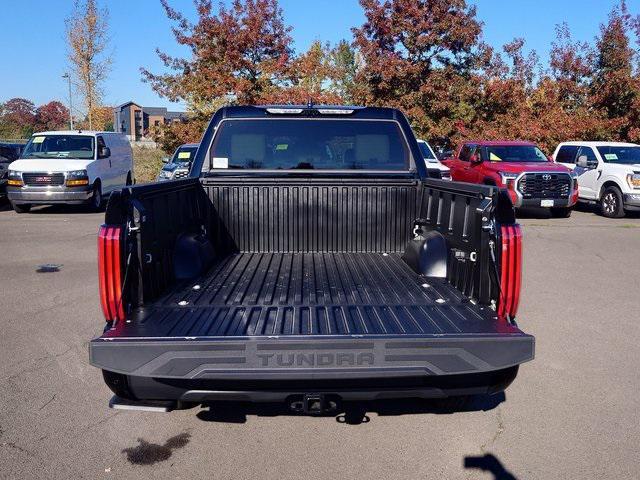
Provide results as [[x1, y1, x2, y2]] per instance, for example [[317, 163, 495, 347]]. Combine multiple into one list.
[[90, 252, 533, 380]]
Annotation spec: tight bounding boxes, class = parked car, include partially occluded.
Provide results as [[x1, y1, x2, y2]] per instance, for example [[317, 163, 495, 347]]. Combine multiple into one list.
[[89, 105, 533, 414], [417, 139, 451, 180], [553, 141, 640, 218], [157, 143, 199, 181], [442, 141, 578, 217], [0, 143, 24, 200], [6, 131, 133, 213]]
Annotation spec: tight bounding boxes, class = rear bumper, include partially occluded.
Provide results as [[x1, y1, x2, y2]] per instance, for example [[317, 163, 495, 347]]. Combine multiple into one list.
[[104, 365, 522, 404], [91, 334, 534, 382], [8, 185, 92, 204]]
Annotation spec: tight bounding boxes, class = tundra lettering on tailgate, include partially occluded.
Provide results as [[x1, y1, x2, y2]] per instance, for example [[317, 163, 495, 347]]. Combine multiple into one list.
[[257, 352, 375, 367]]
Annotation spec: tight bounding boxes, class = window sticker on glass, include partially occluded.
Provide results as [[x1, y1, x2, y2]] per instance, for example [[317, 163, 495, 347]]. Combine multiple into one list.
[[32, 136, 45, 144], [489, 152, 502, 161], [178, 151, 191, 159], [213, 157, 229, 169], [275, 144, 288, 151], [604, 153, 618, 161]]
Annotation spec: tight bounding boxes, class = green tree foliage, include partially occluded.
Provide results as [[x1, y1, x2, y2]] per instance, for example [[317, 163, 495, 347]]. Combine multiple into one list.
[[328, 40, 362, 104]]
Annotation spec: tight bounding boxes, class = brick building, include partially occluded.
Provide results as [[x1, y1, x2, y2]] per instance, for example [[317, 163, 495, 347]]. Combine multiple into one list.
[[113, 101, 187, 141]]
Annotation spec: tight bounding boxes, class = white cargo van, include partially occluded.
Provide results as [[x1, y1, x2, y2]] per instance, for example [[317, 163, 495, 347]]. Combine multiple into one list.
[[7, 131, 133, 213]]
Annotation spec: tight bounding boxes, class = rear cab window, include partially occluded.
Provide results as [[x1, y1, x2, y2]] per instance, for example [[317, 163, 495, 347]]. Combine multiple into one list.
[[207, 119, 410, 171]]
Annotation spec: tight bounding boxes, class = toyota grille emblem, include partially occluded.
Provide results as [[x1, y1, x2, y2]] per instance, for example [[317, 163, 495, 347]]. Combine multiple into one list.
[[542, 174, 552, 181]]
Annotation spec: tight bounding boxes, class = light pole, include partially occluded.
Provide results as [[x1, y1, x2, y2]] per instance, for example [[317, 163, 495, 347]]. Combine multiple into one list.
[[62, 73, 74, 130]]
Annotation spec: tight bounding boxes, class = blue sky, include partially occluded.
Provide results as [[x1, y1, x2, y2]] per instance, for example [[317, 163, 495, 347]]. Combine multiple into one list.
[[1, 0, 637, 111]]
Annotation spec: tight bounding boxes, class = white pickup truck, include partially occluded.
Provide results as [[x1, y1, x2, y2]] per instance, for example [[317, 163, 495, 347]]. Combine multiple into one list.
[[553, 141, 640, 218], [417, 139, 451, 180]]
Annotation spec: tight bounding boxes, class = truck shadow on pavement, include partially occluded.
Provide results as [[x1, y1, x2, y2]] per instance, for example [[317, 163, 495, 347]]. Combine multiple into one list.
[[464, 454, 518, 479], [19, 204, 100, 215], [515, 207, 553, 219], [196, 393, 505, 425]]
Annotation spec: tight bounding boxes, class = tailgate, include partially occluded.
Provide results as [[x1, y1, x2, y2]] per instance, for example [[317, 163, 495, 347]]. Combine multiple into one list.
[[90, 332, 534, 380]]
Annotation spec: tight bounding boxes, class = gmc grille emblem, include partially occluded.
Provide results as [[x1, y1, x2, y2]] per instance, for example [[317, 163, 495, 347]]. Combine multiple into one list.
[[542, 174, 552, 181], [35, 176, 51, 182]]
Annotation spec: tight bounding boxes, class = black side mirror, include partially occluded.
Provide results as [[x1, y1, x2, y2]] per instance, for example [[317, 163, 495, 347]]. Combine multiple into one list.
[[99, 146, 111, 159]]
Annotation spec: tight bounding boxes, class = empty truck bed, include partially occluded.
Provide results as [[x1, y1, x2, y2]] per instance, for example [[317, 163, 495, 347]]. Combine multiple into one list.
[[92, 252, 533, 382], [105, 252, 509, 338]]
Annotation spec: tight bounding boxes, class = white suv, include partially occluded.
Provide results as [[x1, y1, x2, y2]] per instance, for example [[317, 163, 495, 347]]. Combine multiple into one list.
[[553, 141, 640, 218]]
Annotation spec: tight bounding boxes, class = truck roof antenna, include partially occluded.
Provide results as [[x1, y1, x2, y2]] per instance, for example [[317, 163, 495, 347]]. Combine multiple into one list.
[[306, 98, 314, 109]]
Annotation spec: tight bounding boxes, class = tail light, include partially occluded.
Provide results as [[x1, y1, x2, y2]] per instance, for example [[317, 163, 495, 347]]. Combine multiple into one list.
[[497, 224, 522, 320], [98, 225, 125, 322]]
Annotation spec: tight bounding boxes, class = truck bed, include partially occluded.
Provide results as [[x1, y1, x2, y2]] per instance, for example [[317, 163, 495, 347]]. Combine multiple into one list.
[[109, 252, 504, 337], [91, 252, 533, 382]]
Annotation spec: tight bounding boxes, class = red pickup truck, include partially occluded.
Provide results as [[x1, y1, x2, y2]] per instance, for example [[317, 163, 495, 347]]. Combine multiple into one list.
[[442, 141, 579, 217]]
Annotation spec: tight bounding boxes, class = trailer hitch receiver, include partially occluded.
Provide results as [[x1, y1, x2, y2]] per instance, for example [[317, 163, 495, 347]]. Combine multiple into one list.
[[289, 394, 340, 415]]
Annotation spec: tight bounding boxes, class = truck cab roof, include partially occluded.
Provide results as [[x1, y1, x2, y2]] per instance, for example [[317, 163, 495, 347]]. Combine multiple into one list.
[[219, 105, 403, 120]]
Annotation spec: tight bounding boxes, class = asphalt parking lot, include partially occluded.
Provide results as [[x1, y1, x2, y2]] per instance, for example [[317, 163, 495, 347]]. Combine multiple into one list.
[[1, 202, 639, 479]]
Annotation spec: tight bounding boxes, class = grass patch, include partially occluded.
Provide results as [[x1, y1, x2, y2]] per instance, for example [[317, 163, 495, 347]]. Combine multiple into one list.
[[132, 146, 167, 184]]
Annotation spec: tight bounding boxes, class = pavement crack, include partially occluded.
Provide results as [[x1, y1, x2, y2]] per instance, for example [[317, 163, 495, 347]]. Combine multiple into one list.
[[3, 346, 75, 382], [2, 441, 39, 459], [480, 407, 505, 453], [38, 394, 57, 411], [81, 411, 122, 433]]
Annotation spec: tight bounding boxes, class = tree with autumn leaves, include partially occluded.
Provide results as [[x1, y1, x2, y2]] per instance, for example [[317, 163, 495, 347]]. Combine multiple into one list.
[[143, 0, 363, 150], [0, 99, 70, 138], [147, 0, 640, 153]]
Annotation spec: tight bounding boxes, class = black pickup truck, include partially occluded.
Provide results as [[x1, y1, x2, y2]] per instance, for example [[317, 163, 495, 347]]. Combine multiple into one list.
[[90, 105, 533, 414]]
